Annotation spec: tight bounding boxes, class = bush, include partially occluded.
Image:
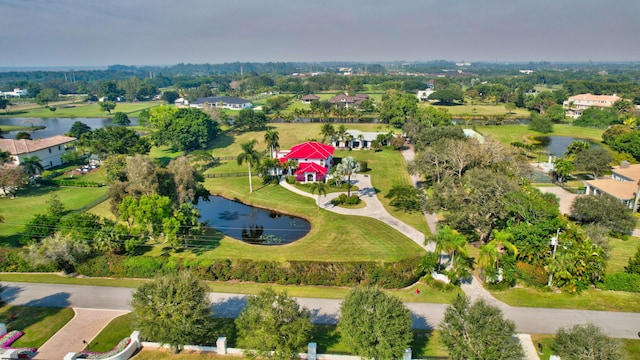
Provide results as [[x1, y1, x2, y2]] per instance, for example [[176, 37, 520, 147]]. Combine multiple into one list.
[[516, 262, 548, 287], [285, 175, 296, 184], [71, 255, 424, 288], [331, 194, 348, 205], [345, 195, 361, 205], [597, 273, 640, 292]]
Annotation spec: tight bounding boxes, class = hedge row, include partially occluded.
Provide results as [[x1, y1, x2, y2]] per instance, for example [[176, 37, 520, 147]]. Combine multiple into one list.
[[37, 178, 104, 187], [597, 272, 640, 293], [75, 255, 424, 288]]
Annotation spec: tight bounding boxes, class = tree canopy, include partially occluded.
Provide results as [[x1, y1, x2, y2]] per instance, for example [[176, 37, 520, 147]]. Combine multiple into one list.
[[554, 323, 622, 360], [235, 288, 312, 360], [339, 287, 413, 360], [85, 126, 151, 158], [440, 296, 524, 360], [570, 194, 636, 234], [131, 271, 213, 353]]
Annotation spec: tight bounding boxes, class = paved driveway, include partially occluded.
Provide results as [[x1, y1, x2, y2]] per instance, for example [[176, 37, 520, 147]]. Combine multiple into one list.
[[537, 185, 580, 215]]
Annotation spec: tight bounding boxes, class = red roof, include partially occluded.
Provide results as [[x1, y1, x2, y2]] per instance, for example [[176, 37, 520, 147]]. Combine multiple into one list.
[[283, 141, 334, 161], [294, 162, 328, 175]]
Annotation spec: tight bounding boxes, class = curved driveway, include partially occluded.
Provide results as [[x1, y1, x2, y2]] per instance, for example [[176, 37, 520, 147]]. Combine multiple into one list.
[[280, 174, 435, 251]]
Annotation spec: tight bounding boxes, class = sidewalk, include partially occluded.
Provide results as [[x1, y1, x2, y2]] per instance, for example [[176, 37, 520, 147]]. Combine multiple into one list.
[[34, 308, 128, 360]]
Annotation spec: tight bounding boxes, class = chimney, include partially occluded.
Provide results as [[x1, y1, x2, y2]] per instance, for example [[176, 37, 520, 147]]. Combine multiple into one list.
[[620, 161, 630, 169]]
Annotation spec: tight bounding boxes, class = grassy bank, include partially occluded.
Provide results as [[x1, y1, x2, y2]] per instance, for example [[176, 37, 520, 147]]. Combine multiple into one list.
[[0, 305, 74, 348], [0, 101, 163, 118]]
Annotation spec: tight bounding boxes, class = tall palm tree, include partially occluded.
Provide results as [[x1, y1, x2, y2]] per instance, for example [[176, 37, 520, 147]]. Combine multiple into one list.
[[237, 140, 261, 193], [431, 226, 467, 271], [319, 123, 335, 143], [20, 156, 44, 182], [263, 130, 280, 158], [309, 181, 328, 198], [334, 156, 361, 197], [478, 230, 518, 282]]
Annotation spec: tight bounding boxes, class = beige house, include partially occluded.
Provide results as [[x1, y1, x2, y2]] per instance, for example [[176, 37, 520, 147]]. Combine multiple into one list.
[[584, 162, 640, 212], [0, 135, 76, 169], [563, 93, 622, 119]]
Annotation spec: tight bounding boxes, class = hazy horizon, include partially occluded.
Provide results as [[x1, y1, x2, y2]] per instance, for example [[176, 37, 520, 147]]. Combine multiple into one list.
[[2, 0, 639, 67]]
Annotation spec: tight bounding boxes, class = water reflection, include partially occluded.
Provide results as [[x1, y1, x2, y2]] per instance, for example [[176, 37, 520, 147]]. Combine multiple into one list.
[[196, 195, 310, 245]]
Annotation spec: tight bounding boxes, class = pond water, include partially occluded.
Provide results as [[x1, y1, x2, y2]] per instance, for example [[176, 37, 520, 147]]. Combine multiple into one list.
[[535, 135, 600, 157], [0, 117, 139, 138], [196, 195, 311, 245]]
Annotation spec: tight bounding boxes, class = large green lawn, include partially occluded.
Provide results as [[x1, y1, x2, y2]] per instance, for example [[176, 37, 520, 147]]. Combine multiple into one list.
[[0, 185, 108, 247], [0, 101, 164, 118], [475, 123, 604, 145], [608, 236, 640, 274], [422, 102, 531, 118], [490, 286, 640, 312], [0, 305, 74, 348]]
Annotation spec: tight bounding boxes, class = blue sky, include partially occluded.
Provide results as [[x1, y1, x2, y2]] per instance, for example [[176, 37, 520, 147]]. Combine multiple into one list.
[[1, 0, 639, 67]]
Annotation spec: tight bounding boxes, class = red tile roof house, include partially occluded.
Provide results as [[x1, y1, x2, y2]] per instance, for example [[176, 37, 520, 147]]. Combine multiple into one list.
[[0, 135, 76, 169], [277, 141, 335, 183]]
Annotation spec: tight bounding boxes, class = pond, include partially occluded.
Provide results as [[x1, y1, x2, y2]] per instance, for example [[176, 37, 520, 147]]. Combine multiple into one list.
[[0, 117, 139, 138], [196, 195, 311, 245], [534, 135, 600, 157]]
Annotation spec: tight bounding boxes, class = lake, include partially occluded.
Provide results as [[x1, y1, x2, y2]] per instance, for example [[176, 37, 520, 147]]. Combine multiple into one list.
[[536, 135, 600, 157], [0, 117, 139, 138], [196, 195, 311, 245]]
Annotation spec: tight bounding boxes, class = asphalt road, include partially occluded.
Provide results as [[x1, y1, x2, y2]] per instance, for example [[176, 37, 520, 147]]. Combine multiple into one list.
[[3, 282, 640, 339]]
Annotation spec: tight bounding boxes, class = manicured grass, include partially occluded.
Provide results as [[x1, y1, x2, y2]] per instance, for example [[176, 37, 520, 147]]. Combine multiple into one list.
[[623, 339, 640, 360], [0, 101, 164, 118], [489, 287, 640, 312], [0, 274, 457, 304], [475, 123, 603, 145], [0, 305, 74, 348], [607, 236, 640, 274], [0, 185, 109, 247], [333, 149, 430, 234], [422, 102, 531, 118], [88, 313, 135, 352]]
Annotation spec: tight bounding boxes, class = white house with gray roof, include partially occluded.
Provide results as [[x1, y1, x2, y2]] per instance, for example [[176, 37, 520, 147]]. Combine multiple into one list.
[[190, 96, 253, 110], [333, 130, 392, 149]]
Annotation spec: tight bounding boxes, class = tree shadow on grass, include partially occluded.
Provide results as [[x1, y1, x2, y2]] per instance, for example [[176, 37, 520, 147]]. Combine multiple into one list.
[[209, 132, 235, 151], [309, 324, 342, 354], [1, 292, 71, 341]]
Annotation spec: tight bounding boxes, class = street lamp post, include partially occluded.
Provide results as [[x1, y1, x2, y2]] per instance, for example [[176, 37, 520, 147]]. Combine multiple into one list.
[[547, 228, 561, 287]]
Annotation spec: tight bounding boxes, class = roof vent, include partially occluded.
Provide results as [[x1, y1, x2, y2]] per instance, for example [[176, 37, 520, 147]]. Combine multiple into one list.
[[620, 160, 630, 169]]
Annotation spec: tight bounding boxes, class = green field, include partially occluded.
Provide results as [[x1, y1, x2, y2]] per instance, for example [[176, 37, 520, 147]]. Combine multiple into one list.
[[474, 123, 604, 145], [422, 102, 532, 118], [0, 185, 108, 247], [608, 236, 640, 274], [0, 100, 164, 118], [490, 286, 640, 312], [0, 305, 74, 348]]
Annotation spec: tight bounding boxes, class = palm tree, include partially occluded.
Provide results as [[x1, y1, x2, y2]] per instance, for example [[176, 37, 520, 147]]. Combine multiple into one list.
[[431, 226, 467, 271], [319, 123, 335, 143], [264, 129, 280, 158], [20, 156, 44, 182], [309, 181, 328, 199], [237, 140, 261, 193], [334, 156, 361, 197], [478, 230, 518, 282]]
